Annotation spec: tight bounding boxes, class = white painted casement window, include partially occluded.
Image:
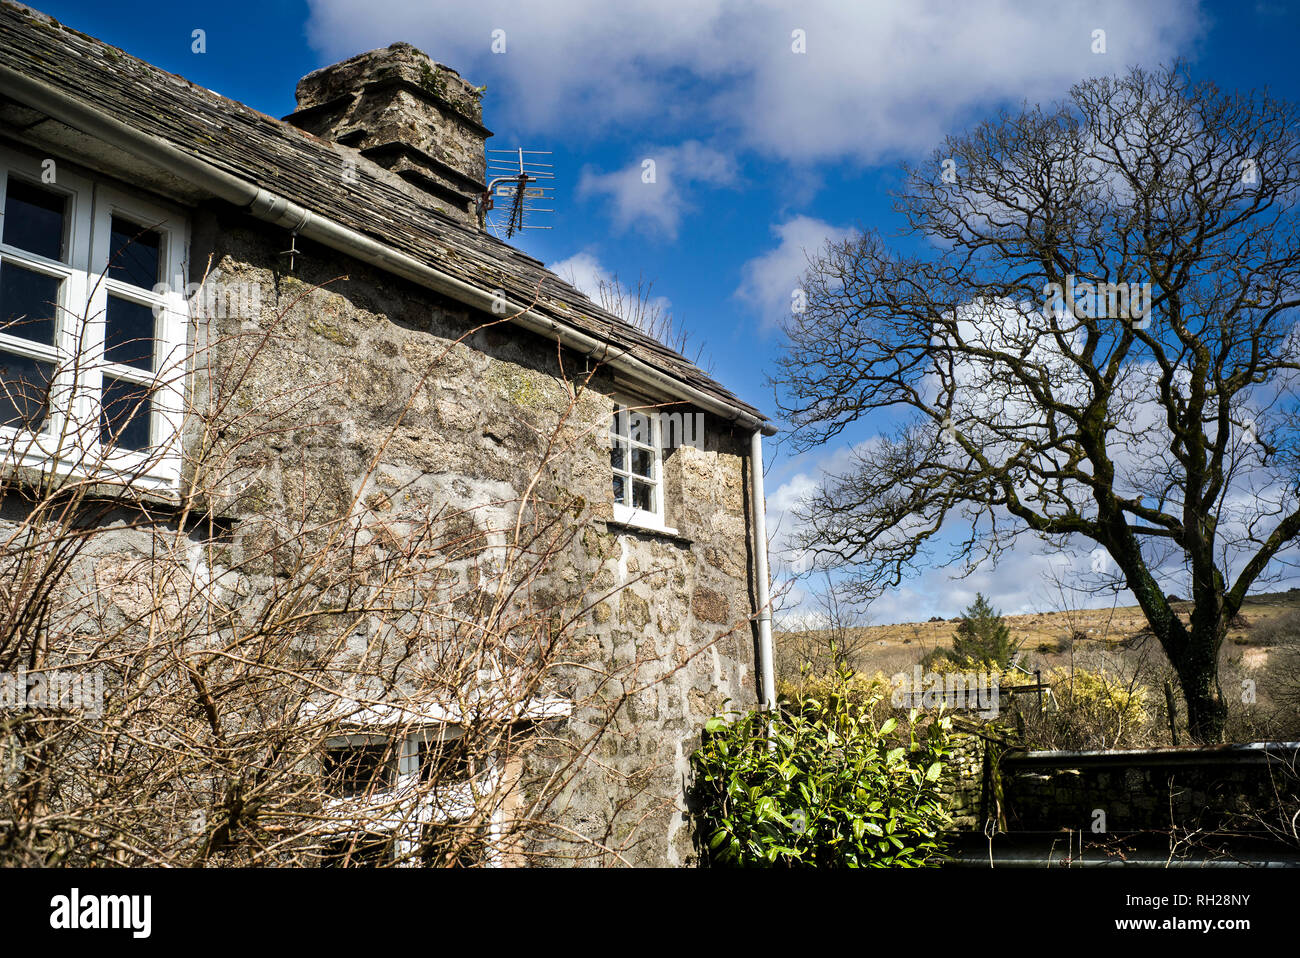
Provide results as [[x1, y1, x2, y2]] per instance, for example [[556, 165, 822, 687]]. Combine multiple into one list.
[[0, 147, 189, 491], [321, 727, 496, 867], [610, 398, 673, 533]]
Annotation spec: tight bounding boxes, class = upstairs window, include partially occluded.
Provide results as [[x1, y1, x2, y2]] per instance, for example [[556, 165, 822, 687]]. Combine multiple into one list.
[[99, 215, 171, 453], [610, 399, 668, 531], [0, 148, 188, 489], [0, 176, 72, 437]]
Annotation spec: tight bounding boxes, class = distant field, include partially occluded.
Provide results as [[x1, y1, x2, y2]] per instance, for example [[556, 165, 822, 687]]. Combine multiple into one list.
[[776, 589, 1300, 680]]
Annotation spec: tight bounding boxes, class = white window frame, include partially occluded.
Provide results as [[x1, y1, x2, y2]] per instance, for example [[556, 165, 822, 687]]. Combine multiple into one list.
[[87, 185, 189, 486], [322, 726, 502, 867], [0, 146, 189, 493], [610, 396, 674, 534], [0, 155, 92, 470], [322, 733, 397, 795]]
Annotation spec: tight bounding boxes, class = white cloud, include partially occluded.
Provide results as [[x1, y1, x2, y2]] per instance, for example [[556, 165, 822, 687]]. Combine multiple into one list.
[[859, 546, 1096, 626], [771, 463, 1139, 626], [549, 250, 609, 301], [549, 249, 673, 324], [575, 141, 738, 238], [769, 302, 1300, 626], [735, 216, 855, 332], [305, 0, 1204, 163]]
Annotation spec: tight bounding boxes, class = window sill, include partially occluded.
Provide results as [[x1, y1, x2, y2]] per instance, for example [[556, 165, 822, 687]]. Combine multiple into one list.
[[603, 517, 694, 547], [0, 459, 236, 526]]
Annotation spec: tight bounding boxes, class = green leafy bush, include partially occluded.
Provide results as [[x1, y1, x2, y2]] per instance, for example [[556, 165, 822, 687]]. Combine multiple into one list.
[[690, 671, 953, 867], [776, 669, 893, 720]]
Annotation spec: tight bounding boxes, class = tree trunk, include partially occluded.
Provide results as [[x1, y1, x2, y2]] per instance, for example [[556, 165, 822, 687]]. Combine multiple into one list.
[[1181, 676, 1227, 744], [1172, 635, 1228, 744]]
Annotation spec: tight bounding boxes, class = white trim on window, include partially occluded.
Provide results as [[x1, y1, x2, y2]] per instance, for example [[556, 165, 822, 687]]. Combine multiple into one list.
[[0, 146, 189, 492], [610, 396, 677, 534], [0, 155, 92, 465], [86, 185, 189, 486], [322, 725, 501, 867]]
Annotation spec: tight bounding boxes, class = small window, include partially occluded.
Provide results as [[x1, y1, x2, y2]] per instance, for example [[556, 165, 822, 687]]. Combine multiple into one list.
[[0, 260, 60, 346], [103, 294, 157, 370], [0, 352, 55, 432], [610, 400, 668, 530], [99, 377, 153, 451], [315, 724, 501, 868], [418, 739, 472, 784], [0, 154, 188, 488]]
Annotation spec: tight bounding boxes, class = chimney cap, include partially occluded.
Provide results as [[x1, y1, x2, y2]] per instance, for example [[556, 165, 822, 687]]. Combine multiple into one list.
[[295, 42, 486, 128], [285, 41, 491, 228]]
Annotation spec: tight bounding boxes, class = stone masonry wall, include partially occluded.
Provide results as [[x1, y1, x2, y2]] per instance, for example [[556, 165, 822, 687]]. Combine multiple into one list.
[[178, 202, 760, 865]]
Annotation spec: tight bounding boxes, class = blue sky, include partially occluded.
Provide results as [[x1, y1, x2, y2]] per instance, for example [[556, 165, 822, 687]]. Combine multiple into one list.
[[34, 0, 1300, 622]]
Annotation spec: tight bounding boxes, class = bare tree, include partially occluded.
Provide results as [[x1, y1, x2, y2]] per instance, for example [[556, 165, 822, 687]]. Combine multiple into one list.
[[774, 572, 873, 680], [775, 64, 1300, 742]]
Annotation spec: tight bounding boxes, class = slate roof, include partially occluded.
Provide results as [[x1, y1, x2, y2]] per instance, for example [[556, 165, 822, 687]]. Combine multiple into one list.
[[0, 2, 768, 424]]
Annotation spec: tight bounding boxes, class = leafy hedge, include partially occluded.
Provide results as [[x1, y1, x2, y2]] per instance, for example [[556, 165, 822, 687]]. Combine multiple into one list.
[[690, 671, 952, 867]]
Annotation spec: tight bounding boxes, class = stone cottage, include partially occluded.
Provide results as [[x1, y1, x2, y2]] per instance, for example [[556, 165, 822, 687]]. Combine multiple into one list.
[[0, 4, 776, 866]]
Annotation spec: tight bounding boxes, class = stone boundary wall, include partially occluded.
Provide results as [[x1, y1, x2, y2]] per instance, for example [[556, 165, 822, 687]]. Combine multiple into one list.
[[945, 740, 1300, 837]]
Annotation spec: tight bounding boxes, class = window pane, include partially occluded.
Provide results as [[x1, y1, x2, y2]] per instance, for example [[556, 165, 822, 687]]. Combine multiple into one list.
[[420, 822, 487, 867], [610, 407, 624, 436], [418, 740, 471, 783], [2, 179, 66, 261], [104, 294, 156, 370], [612, 474, 626, 505], [100, 376, 152, 451], [631, 447, 653, 479], [0, 262, 59, 346], [108, 216, 162, 290], [322, 744, 392, 798], [0, 350, 54, 432], [632, 480, 654, 513], [628, 410, 651, 444], [610, 440, 625, 472]]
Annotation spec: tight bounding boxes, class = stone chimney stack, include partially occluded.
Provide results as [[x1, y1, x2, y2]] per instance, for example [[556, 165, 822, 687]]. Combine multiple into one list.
[[285, 43, 491, 228]]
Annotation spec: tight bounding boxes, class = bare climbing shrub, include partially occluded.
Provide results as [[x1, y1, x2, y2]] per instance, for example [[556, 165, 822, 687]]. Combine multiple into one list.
[[0, 264, 721, 866]]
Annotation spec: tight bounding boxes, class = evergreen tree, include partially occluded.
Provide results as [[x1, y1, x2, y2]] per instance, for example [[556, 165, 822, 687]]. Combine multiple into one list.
[[950, 593, 1018, 669]]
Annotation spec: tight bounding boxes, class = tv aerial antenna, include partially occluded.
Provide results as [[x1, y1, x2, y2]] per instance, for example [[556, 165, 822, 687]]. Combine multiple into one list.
[[482, 148, 554, 239]]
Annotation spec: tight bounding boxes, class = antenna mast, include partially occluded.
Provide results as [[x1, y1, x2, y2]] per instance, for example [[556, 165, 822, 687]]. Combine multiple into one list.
[[482, 148, 554, 238]]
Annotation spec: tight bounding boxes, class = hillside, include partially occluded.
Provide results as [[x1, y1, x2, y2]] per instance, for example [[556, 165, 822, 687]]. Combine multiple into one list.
[[776, 589, 1300, 681]]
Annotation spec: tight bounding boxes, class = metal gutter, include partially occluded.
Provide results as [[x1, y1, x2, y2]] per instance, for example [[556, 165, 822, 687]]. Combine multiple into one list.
[[0, 63, 777, 436]]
